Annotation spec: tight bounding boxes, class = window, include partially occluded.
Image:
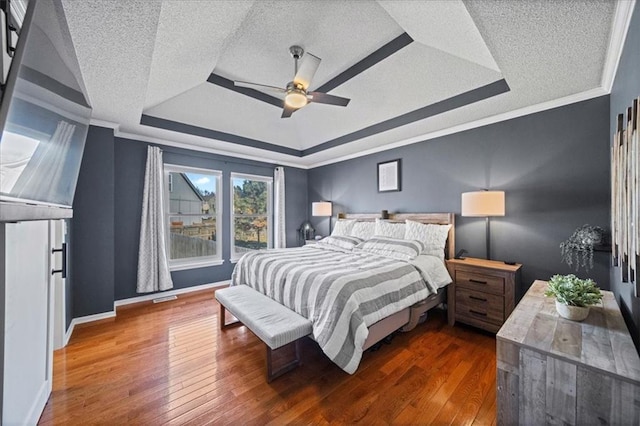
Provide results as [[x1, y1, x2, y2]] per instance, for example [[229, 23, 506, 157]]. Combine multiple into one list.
[[230, 173, 272, 261], [165, 164, 222, 270]]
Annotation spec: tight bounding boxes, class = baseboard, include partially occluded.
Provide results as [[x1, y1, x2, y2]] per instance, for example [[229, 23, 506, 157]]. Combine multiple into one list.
[[64, 322, 74, 347], [114, 280, 229, 307], [24, 380, 51, 426], [62, 311, 116, 346], [70, 310, 116, 327]]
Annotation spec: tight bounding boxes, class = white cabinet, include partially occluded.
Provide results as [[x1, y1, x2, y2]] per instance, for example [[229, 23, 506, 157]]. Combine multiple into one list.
[[1, 220, 55, 425]]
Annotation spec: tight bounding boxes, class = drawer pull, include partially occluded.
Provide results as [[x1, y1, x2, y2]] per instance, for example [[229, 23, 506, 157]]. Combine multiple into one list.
[[469, 279, 487, 284], [469, 295, 487, 302], [469, 309, 487, 317]]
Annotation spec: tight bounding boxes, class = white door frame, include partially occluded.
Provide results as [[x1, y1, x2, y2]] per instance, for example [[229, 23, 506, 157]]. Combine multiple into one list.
[[50, 219, 66, 350]]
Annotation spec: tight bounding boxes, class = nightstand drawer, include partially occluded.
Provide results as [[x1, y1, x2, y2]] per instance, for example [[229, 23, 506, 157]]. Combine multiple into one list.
[[455, 270, 505, 294], [446, 258, 521, 333], [455, 288, 504, 325]]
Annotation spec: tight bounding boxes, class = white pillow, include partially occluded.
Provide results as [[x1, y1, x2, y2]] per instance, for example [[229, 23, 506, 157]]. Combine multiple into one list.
[[331, 219, 356, 237], [374, 219, 405, 239], [404, 220, 451, 256], [355, 237, 425, 261], [422, 248, 446, 262], [350, 221, 376, 240], [317, 235, 363, 251]]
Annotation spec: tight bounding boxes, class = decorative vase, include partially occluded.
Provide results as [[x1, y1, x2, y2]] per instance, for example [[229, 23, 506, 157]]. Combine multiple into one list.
[[555, 300, 590, 321]]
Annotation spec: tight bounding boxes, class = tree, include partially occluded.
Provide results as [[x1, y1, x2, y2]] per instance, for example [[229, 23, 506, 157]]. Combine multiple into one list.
[[234, 180, 268, 245]]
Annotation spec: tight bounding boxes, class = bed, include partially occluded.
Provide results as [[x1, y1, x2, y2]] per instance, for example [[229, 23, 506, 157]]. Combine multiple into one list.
[[230, 212, 455, 374]]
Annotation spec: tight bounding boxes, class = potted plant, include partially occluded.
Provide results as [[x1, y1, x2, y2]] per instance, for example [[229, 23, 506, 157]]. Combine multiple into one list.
[[560, 225, 605, 271], [544, 274, 603, 321]]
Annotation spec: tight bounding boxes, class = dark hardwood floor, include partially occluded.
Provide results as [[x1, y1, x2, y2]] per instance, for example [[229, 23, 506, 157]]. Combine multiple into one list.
[[39, 289, 497, 425]]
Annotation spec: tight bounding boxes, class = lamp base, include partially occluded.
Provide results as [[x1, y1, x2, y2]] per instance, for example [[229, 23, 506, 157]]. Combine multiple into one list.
[[485, 216, 491, 261]]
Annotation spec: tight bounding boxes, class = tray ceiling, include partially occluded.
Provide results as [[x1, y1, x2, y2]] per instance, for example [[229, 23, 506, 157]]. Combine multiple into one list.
[[61, 0, 622, 168]]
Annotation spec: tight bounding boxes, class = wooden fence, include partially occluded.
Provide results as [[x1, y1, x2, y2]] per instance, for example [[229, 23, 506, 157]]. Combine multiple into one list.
[[170, 233, 216, 259]]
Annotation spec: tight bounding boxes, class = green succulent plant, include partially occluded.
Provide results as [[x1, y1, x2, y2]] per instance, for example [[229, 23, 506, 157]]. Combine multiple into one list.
[[544, 274, 603, 307]]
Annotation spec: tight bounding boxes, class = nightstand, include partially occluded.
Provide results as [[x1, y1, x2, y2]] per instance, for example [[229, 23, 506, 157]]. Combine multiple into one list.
[[446, 257, 522, 333]]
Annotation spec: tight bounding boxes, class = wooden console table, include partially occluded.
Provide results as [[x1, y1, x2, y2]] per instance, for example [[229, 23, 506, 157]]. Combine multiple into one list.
[[496, 280, 640, 425]]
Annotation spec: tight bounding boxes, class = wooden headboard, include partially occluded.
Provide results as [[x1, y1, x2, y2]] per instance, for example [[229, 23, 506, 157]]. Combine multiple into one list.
[[337, 212, 456, 260]]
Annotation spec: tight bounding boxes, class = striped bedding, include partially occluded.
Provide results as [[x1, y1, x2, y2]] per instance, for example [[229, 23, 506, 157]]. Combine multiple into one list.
[[230, 245, 437, 374]]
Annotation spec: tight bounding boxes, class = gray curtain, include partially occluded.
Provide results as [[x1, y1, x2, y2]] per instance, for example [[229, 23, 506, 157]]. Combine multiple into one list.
[[137, 146, 173, 293], [274, 166, 286, 248]]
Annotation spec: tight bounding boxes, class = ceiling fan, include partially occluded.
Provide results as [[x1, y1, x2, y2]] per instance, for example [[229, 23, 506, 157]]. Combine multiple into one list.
[[233, 45, 351, 118]]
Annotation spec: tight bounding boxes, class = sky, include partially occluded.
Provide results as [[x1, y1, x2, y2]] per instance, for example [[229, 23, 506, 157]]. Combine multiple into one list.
[[183, 173, 251, 194], [185, 173, 216, 194]]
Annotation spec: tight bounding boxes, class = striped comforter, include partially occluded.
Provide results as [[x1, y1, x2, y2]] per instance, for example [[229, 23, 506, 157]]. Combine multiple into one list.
[[230, 245, 434, 374]]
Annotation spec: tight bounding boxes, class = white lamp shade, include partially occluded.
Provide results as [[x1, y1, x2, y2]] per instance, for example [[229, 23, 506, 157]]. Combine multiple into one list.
[[312, 201, 332, 217], [461, 191, 505, 217]]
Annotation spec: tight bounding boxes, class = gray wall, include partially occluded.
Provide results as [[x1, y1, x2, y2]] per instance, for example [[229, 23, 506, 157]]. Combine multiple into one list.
[[71, 127, 307, 317], [71, 126, 115, 317], [309, 96, 611, 299], [610, 1, 640, 345]]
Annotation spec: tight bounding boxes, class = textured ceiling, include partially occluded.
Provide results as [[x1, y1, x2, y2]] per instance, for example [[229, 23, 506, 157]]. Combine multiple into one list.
[[60, 0, 621, 168]]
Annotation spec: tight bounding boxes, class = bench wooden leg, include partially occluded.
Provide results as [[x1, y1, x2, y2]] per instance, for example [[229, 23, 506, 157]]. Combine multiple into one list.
[[219, 304, 240, 330], [266, 339, 303, 383], [217, 300, 305, 382]]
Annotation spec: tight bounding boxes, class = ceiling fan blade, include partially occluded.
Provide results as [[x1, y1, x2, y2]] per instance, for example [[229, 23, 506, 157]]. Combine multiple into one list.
[[308, 91, 350, 107], [293, 53, 321, 90], [234, 80, 286, 93], [281, 104, 297, 118]]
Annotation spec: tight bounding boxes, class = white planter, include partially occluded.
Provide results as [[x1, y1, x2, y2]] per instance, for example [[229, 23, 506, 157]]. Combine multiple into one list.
[[555, 300, 590, 321]]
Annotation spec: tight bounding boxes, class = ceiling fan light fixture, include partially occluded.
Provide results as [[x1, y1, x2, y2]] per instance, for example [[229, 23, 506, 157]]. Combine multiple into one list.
[[284, 85, 308, 108], [233, 47, 350, 118]]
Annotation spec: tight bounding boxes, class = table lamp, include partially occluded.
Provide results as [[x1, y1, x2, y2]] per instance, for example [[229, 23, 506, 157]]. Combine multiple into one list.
[[461, 190, 505, 260], [312, 201, 332, 236]]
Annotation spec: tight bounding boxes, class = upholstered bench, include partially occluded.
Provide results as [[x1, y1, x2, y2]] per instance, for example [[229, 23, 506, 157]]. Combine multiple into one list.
[[215, 285, 312, 382]]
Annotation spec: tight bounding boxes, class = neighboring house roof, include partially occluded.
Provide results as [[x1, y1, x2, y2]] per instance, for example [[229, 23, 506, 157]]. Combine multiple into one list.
[[178, 173, 204, 202]]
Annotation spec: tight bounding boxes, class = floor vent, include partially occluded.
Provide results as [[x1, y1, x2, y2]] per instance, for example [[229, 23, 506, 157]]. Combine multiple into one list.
[[153, 295, 177, 304]]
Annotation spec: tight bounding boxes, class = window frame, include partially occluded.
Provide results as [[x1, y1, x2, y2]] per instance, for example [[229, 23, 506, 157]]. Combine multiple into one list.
[[164, 163, 223, 271], [230, 172, 273, 262]]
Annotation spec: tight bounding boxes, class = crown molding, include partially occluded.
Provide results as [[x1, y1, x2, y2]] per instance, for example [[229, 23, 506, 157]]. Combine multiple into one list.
[[601, 0, 636, 93], [88, 118, 307, 168], [114, 130, 306, 169], [89, 118, 120, 131]]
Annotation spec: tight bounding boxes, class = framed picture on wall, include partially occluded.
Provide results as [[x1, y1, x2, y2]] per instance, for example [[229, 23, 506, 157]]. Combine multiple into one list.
[[377, 159, 401, 192]]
